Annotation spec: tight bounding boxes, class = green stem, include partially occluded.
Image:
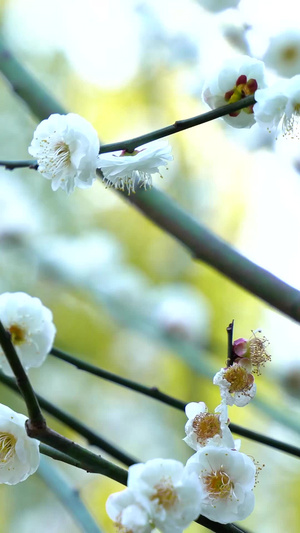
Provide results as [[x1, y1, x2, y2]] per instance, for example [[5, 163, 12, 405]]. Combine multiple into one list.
[[122, 186, 300, 323], [0, 320, 45, 427], [50, 347, 300, 458], [38, 457, 102, 533], [0, 371, 138, 466], [0, 35, 65, 118], [40, 443, 84, 469], [27, 422, 128, 484]]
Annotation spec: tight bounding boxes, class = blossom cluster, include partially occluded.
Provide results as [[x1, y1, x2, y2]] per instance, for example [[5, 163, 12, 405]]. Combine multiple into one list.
[[106, 330, 270, 532], [203, 54, 300, 138], [27, 51, 300, 195], [28, 114, 172, 195]]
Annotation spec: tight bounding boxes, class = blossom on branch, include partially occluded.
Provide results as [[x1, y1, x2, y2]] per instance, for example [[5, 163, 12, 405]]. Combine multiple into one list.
[[186, 447, 256, 524], [0, 403, 40, 485], [0, 292, 56, 376], [98, 140, 173, 194], [213, 360, 256, 406], [203, 55, 266, 128], [126, 458, 203, 533], [183, 401, 236, 450], [196, 0, 240, 12], [264, 30, 300, 78], [28, 113, 100, 194]]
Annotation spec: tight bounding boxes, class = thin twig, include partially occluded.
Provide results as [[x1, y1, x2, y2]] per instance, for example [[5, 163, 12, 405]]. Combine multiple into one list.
[[226, 320, 234, 367], [99, 96, 255, 153]]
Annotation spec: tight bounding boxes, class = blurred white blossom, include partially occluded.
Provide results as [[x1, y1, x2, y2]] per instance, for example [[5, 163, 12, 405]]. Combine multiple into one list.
[[35, 231, 123, 283], [28, 113, 100, 194], [264, 30, 300, 78], [0, 173, 42, 237], [148, 284, 210, 342], [196, 0, 240, 13], [127, 458, 203, 533], [184, 401, 235, 450], [0, 292, 56, 375], [186, 447, 256, 523], [213, 362, 256, 406], [203, 55, 266, 128], [98, 140, 173, 194], [0, 403, 39, 485]]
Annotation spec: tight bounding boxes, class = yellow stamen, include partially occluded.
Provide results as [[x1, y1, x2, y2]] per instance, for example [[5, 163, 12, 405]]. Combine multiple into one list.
[[192, 413, 221, 444], [8, 324, 26, 345], [150, 477, 178, 510], [204, 469, 234, 499], [0, 432, 16, 463], [224, 365, 253, 393]]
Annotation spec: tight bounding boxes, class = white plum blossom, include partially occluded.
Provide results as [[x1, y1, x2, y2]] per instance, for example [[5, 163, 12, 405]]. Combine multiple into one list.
[[254, 76, 300, 137], [106, 489, 153, 533], [0, 403, 40, 485], [0, 292, 56, 376], [196, 0, 240, 12], [28, 113, 100, 194], [186, 447, 256, 524], [264, 30, 300, 78], [203, 55, 266, 128], [98, 140, 173, 194], [148, 284, 210, 342], [254, 82, 289, 132], [127, 458, 203, 533], [213, 362, 256, 407], [184, 401, 236, 451]]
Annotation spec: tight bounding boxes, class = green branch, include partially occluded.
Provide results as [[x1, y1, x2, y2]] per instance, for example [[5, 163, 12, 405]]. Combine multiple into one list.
[[50, 347, 300, 458], [122, 186, 300, 323], [38, 457, 103, 533], [0, 35, 65, 118]]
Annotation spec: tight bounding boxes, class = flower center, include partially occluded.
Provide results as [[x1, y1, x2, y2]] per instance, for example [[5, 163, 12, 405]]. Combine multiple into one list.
[[192, 413, 221, 444], [151, 477, 178, 510], [0, 432, 16, 463], [224, 364, 253, 393], [204, 469, 234, 499], [224, 75, 258, 117], [282, 46, 298, 62], [8, 324, 26, 345]]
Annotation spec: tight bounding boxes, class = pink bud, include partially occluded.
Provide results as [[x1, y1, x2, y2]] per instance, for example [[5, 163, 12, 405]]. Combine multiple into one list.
[[233, 338, 248, 357]]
